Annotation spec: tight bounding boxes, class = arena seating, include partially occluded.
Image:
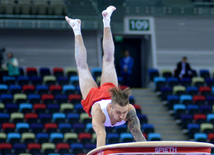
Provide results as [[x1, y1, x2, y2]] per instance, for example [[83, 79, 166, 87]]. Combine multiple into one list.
[[0, 66, 160, 155], [149, 68, 214, 142]]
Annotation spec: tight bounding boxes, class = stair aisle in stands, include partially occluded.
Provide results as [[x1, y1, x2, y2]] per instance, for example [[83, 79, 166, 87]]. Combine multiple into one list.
[[131, 88, 188, 141]]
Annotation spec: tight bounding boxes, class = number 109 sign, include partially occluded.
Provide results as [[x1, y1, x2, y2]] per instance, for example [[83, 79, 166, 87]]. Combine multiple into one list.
[[129, 19, 150, 31]]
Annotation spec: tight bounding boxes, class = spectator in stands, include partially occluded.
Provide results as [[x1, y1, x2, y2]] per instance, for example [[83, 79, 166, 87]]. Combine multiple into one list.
[[175, 56, 192, 79], [65, 5, 146, 148], [6, 52, 20, 77], [120, 50, 134, 87]]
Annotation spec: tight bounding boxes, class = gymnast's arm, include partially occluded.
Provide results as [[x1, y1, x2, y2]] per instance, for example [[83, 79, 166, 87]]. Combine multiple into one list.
[[92, 104, 106, 148], [126, 104, 147, 142]]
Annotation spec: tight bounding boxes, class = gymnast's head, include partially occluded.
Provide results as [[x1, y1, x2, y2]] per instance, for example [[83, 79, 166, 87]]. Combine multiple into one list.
[[109, 87, 131, 121]]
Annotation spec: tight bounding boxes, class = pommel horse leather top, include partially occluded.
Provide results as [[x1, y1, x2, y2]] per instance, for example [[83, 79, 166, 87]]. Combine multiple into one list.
[[87, 141, 214, 155]]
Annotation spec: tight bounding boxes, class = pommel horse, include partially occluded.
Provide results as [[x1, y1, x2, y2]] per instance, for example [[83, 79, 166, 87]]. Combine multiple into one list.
[[87, 141, 214, 155]]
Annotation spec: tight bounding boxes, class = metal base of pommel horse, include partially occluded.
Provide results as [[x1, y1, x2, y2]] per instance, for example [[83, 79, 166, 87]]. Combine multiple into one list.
[[87, 141, 214, 155]]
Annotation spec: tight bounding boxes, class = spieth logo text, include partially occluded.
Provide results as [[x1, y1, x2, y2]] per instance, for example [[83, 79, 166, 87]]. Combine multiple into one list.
[[155, 147, 177, 153]]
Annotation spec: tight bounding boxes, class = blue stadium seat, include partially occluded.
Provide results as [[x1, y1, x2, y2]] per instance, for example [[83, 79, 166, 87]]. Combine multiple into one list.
[[120, 133, 133, 142], [31, 123, 43, 133], [47, 104, 60, 114], [148, 133, 161, 141], [57, 77, 69, 86], [7, 133, 21, 144], [160, 86, 172, 101], [17, 76, 29, 86], [9, 85, 21, 95], [187, 123, 200, 139], [173, 104, 186, 119], [186, 86, 198, 96], [137, 114, 148, 124], [62, 85, 76, 95], [19, 103, 33, 114], [194, 133, 207, 142], [55, 94, 68, 104], [207, 114, 214, 124], [142, 123, 154, 134], [180, 114, 193, 129], [5, 104, 18, 113], [39, 67, 51, 78], [167, 95, 179, 110], [58, 123, 72, 133], [28, 94, 41, 104], [52, 113, 66, 124], [91, 67, 102, 80], [153, 77, 166, 92], [39, 113, 52, 124], [180, 95, 193, 105], [85, 143, 96, 153], [36, 133, 49, 144], [148, 68, 159, 82], [36, 85, 49, 95], [0, 84, 8, 94], [72, 123, 85, 134], [200, 105, 212, 115], [0, 113, 10, 124], [74, 104, 84, 114], [70, 143, 84, 154], [67, 113, 79, 125], [30, 76, 43, 86], [206, 78, 214, 87], [13, 143, 26, 154], [3, 76, 16, 85], [1, 94, 13, 104], [187, 104, 199, 115], [114, 124, 127, 134], [167, 77, 179, 87], [199, 69, 210, 79], [107, 133, 119, 144], [86, 123, 93, 133], [70, 76, 79, 87], [180, 77, 192, 87], [16, 122, 30, 133], [206, 96, 214, 106], [50, 133, 63, 144]]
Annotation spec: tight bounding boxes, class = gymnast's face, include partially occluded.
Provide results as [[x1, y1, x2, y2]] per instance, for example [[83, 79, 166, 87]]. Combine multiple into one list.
[[111, 104, 129, 122]]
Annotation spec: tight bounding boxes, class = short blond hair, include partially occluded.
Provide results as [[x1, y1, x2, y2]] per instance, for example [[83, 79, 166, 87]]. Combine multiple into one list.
[[109, 87, 131, 107]]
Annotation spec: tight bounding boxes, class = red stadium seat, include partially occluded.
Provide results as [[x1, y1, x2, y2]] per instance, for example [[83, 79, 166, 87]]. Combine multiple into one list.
[[78, 133, 92, 144], [53, 67, 64, 77], [49, 85, 62, 95], [44, 123, 58, 133], [2, 123, 15, 133], [25, 113, 38, 123], [27, 143, 41, 154], [193, 95, 206, 106], [68, 94, 81, 104], [41, 94, 54, 104], [22, 85, 36, 94], [56, 143, 70, 154], [26, 67, 38, 77], [33, 103, 46, 114], [198, 86, 211, 97], [193, 114, 206, 124]]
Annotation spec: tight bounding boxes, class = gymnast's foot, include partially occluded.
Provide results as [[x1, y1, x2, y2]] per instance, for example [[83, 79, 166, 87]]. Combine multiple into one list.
[[102, 6, 116, 27]]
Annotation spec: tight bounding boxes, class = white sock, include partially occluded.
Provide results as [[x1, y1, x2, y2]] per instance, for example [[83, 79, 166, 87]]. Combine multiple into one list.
[[102, 8, 114, 28], [69, 19, 81, 36]]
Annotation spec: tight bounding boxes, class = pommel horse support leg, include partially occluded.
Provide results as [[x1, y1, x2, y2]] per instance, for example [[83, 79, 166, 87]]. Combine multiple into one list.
[[87, 141, 214, 155]]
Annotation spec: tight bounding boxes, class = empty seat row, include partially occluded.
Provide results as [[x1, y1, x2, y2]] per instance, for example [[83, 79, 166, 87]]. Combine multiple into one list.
[[2, 67, 101, 79], [154, 77, 214, 92], [0, 93, 81, 104], [2, 76, 80, 87], [148, 68, 214, 82], [0, 112, 91, 125]]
